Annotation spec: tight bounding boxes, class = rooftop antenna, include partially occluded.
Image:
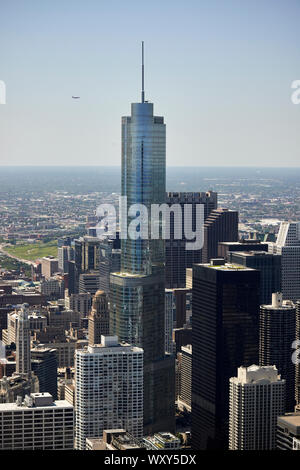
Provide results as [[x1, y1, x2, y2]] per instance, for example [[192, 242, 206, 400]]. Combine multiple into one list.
[[141, 41, 145, 103]]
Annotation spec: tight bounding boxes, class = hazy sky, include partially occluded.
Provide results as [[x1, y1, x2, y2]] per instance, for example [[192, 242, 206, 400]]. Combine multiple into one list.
[[1, 0, 300, 167]]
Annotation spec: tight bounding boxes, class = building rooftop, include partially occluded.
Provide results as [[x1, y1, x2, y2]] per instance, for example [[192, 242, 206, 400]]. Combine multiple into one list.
[[278, 413, 300, 427], [201, 261, 255, 271]]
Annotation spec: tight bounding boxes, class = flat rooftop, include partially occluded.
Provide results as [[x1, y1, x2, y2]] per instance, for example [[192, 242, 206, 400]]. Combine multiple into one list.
[[0, 400, 73, 411], [278, 414, 300, 427], [202, 262, 255, 272]]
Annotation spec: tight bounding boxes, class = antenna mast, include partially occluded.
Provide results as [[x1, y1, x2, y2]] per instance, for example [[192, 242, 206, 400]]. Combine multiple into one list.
[[141, 41, 145, 103]]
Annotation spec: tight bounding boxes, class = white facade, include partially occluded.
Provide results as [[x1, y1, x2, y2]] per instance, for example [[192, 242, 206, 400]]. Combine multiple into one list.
[[269, 222, 300, 302], [229, 365, 285, 450], [75, 335, 143, 450], [16, 304, 31, 375], [0, 393, 74, 450]]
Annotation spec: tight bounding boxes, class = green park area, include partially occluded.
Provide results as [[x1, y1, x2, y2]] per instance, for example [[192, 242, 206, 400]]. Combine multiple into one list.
[[4, 240, 58, 261]]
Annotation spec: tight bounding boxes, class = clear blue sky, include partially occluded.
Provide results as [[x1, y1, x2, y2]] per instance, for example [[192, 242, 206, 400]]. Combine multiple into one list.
[[1, 0, 300, 166]]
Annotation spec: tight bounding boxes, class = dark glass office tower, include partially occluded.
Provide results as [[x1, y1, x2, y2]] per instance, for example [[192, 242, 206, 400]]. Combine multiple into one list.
[[165, 191, 217, 288], [202, 208, 238, 263], [229, 251, 281, 305], [192, 260, 260, 449], [99, 236, 121, 295], [31, 346, 58, 400], [259, 293, 295, 412], [110, 46, 175, 434]]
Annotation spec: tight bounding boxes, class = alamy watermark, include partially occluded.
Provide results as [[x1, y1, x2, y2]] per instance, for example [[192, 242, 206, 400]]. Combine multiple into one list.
[[95, 197, 204, 250], [0, 80, 6, 104]]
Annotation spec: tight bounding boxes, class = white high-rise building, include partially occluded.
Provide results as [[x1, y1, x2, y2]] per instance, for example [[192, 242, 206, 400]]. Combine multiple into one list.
[[269, 222, 300, 302], [229, 365, 285, 450], [75, 335, 143, 450], [0, 393, 74, 450], [16, 304, 31, 375]]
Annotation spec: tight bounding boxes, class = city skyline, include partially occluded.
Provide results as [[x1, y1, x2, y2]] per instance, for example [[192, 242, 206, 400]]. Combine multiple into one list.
[[1, 0, 300, 167]]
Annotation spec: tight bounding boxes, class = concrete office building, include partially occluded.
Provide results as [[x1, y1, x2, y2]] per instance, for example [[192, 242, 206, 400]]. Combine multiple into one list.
[[88, 290, 109, 345], [277, 413, 300, 450], [2, 309, 47, 347], [79, 271, 100, 296], [65, 292, 92, 318], [229, 365, 285, 450], [41, 256, 59, 279], [0, 393, 74, 450]]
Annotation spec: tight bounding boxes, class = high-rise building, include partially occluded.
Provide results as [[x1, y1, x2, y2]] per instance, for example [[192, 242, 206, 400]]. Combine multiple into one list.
[[228, 251, 281, 305], [269, 222, 300, 302], [2, 309, 47, 346], [88, 290, 109, 345], [165, 288, 192, 354], [110, 48, 175, 434], [165, 191, 217, 288], [65, 292, 92, 318], [41, 256, 59, 279], [16, 304, 31, 375], [178, 344, 192, 411], [277, 413, 300, 450], [99, 237, 121, 295], [294, 301, 300, 404], [259, 292, 296, 412], [40, 276, 65, 300], [31, 346, 58, 400], [74, 236, 100, 273], [218, 239, 268, 260], [192, 259, 260, 449], [0, 393, 74, 450], [58, 245, 74, 274], [75, 336, 143, 450], [229, 365, 285, 450], [79, 271, 100, 296], [202, 209, 238, 263]]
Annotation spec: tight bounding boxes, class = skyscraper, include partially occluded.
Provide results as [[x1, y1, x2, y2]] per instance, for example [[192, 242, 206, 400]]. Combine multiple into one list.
[[294, 301, 300, 404], [165, 191, 217, 288], [75, 336, 143, 450], [192, 259, 260, 449], [31, 346, 58, 400], [98, 236, 121, 295], [269, 221, 300, 302], [259, 292, 296, 412], [229, 365, 285, 450], [228, 251, 281, 305], [110, 44, 175, 434], [16, 304, 31, 375], [88, 290, 109, 345], [202, 209, 238, 263]]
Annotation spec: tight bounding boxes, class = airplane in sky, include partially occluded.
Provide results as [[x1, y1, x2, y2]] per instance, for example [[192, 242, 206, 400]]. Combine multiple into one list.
[[72, 96, 80, 99]]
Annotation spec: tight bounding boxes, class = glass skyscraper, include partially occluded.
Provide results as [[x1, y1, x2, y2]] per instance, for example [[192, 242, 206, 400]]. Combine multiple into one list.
[[110, 51, 175, 433]]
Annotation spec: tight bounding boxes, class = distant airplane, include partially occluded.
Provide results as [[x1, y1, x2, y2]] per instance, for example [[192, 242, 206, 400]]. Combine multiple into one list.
[[72, 96, 80, 99]]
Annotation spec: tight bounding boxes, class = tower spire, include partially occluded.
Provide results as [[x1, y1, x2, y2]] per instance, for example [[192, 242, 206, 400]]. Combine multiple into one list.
[[141, 41, 145, 103]]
